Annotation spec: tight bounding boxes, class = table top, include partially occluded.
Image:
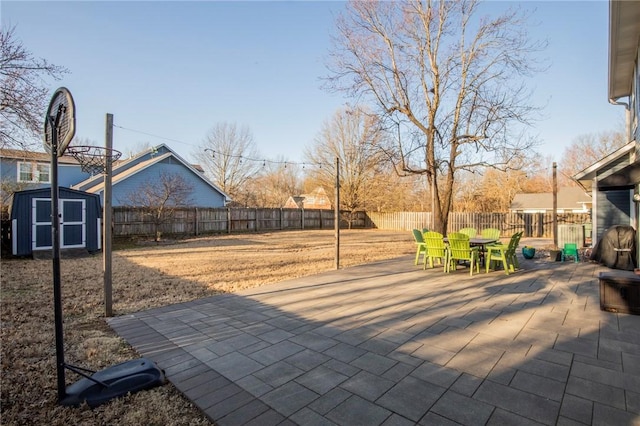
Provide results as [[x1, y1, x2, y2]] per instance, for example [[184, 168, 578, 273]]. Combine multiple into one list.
[[469, 238, 499, 245], [444, 237, 498, 245]]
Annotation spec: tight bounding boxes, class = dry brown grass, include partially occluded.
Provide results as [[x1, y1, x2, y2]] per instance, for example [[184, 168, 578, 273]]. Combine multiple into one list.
[[1, 229, 413, 425]]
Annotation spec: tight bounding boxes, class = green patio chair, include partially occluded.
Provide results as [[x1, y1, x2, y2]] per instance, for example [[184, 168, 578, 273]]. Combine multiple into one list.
[[459, 228, 477, 238], [423, 231, 448, 270], [412, 229, 428, 265], [561, 243, 580, 262], [480, 228, 501, 240], [485, 231, 523, 275], [446, 232, 480, 276], [480, 228, 502, 255]]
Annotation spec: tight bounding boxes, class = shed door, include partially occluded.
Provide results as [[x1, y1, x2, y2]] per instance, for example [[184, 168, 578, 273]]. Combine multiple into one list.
[[32, 198, 86, 250], [32, 198, 52, 250], [61, 199, 86, 248]]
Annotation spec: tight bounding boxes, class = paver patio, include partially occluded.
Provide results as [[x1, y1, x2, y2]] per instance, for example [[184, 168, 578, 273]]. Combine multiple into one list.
[[108, 254, 640, 425]]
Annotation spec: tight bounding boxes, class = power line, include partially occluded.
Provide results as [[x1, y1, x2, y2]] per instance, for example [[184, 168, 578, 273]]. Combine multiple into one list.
[[202, 148, 328, 169], [113, 124, 196, 148], [114, 123, 331, 169]]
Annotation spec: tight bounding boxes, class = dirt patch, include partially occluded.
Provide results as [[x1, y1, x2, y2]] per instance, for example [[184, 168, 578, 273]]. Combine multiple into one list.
[[1, 229, 414, 425]]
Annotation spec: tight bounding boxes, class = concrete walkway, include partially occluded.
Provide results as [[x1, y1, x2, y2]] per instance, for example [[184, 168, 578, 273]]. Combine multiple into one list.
[[107, 255, 640, 425]]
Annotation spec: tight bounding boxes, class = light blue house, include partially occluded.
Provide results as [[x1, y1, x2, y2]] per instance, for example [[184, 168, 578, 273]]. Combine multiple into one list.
[[1, 144, 229, 208], [71, 144, 229, 207], [0, 147, 91, 191]]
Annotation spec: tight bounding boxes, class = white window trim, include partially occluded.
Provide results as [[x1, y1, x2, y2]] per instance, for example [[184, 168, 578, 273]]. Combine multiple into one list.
[[17, 161, 51, 183]]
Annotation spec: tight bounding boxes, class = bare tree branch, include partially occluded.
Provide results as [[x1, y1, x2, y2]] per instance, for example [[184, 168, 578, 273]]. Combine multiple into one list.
[[1, 26, 69, 150], [193, 122, 261, 201], [121, 171, 194, 241]]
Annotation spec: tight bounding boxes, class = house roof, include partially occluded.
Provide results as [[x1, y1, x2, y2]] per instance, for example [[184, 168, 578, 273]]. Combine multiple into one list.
[[77, 152, 173, 193], [510, 187, 592, 211], [573, 141, 639, 189], [609, 1, 640, 100], [286, 196, 305, 208], [72, 144, 231, 201], [0, 148, 81, 165]]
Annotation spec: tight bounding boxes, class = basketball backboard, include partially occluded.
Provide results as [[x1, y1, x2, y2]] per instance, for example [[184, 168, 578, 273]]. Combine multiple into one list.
[[44, 87, 76, 157]]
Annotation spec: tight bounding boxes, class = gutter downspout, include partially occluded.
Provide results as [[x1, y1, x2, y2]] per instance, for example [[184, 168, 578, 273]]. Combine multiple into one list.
[[609, 96, 631, 141]]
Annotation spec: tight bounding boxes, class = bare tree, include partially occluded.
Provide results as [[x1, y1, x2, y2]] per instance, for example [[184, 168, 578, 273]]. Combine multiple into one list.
[[324, 0, 546, 233], [1, 181, 31, 213], [454, 154, 553, 212], [122, 171, 194, 241], [193, 122, 261, 200], [560, 129, 627, 184], [305, 107, 387, 227], [244, 160, 302, 208], [1, 26, 69, 150]]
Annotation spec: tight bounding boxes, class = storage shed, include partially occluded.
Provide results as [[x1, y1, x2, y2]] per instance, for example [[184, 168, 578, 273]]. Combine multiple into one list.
[[9, 187, 102, 257]]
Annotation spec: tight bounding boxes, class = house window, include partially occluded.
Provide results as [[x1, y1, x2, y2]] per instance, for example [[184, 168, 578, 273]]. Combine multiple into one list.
[[18, 162, 51, 183]]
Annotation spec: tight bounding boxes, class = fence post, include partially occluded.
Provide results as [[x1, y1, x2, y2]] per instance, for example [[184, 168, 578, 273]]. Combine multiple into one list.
[[194, 207, 199, 236], [255, 208, 259, 232], [537, 213, 544, 238], [227, 207, 231, 234]]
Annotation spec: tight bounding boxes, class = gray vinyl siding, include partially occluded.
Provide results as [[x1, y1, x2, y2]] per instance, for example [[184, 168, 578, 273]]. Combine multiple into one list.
[[112, 158, 225, 208], [596, 188, 632, 238]]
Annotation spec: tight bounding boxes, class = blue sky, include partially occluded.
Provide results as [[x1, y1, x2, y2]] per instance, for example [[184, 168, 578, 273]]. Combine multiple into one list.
[[3, 1, 623, 165]]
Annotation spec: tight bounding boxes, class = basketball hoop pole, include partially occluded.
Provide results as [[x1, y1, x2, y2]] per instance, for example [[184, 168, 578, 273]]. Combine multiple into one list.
[[47, 112, 68, 402], [43, 90, 164, 407]]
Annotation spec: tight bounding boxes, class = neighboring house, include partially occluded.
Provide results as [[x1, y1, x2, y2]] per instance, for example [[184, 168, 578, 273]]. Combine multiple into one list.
[[510, 187, 592, 213], [1, 144, 230, 208], [573, 1, 640, 261], [0, 148, 93, 197], [72, 144, 230, 207], [284, 187, 332, 210]]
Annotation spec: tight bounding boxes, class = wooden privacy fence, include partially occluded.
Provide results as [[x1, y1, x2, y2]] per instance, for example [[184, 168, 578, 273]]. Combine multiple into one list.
[[365, 211, 591, 238], [111, 207, 589, 240], [112, 207, 363, 237]]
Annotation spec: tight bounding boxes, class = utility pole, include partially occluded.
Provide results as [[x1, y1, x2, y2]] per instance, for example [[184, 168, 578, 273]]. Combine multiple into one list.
[[104, 113, 114, 317], [553, 162, 558, 248], [335, 157, 340, 270]]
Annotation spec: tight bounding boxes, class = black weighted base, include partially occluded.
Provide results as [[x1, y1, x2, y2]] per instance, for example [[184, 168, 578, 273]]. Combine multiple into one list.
[[61, 358, 165, 408]]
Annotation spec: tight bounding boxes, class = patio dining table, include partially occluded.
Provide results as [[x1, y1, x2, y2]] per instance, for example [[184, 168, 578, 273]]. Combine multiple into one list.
[[443, 237, 498, 247], [444, 237, 498, 266]]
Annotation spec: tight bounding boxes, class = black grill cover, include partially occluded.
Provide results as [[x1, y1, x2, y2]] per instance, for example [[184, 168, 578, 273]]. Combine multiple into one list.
[[590, 225, 637, 270]]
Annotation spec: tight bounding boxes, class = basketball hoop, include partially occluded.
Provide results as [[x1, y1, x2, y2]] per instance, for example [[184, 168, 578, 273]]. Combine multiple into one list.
[[66, 145, 122, 175]]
